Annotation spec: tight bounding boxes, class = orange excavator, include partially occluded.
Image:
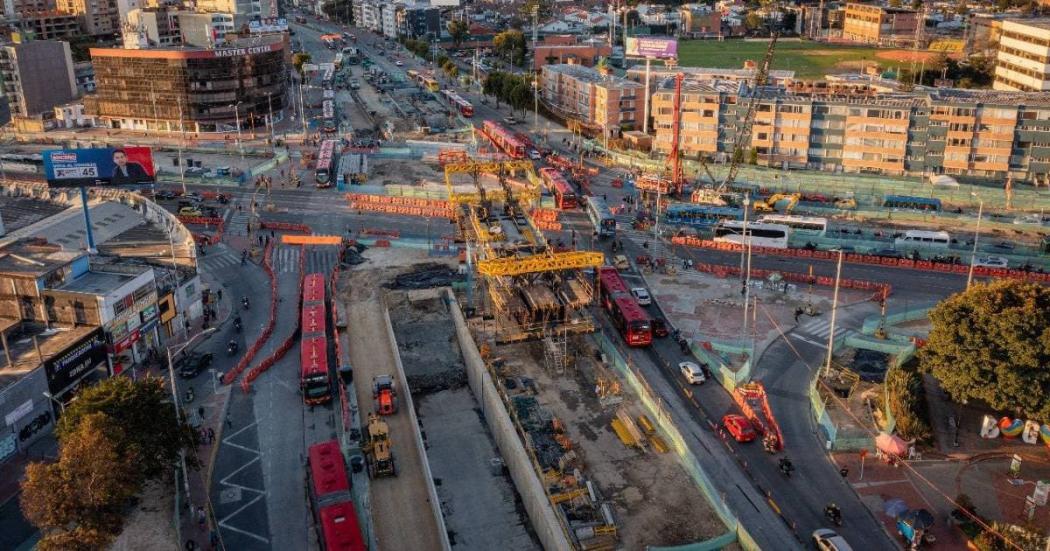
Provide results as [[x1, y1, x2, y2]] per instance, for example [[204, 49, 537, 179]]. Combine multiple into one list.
[[372, 375, 399, 415]]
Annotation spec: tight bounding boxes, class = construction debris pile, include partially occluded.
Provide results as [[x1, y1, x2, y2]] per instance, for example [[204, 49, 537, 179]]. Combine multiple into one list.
[[385, 263, 463, 289]]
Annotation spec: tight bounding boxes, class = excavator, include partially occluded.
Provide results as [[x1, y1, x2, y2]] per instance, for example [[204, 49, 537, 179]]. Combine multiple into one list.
[[364, 413, 397, 478], [753, 193, 800, 213]]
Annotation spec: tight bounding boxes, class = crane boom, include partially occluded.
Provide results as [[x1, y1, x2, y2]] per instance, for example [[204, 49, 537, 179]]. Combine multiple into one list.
[[719, 33, 779, 193]]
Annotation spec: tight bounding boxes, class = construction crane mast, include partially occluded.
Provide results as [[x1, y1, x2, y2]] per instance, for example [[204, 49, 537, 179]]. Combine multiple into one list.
[[669, 72, 685, 194], [721, 32, 779, 193]]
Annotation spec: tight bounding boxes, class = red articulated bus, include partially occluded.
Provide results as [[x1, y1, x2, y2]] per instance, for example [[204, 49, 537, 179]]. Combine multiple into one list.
[[481, 120, 526, 159], [597, 267, 652, 347], [441, 89, 474, 117], [307, 440, 365, 551], [301, 273, 331, 405], [539, 167, 577, 210]]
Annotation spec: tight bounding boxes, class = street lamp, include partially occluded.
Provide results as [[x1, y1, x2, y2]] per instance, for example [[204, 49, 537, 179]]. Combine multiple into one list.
[[232, 102, 244, 161], [167, 326, 217, 498], [823, 248, 845, 379], [966, 193, 983, 289], [42, 391, 72, 416]]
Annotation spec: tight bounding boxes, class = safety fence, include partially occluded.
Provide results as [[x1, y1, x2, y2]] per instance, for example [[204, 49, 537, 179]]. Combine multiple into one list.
[[329, 268, 351, 434], [689, 341, 751, 392], [861, 304, 935, 335], [733, 382, 784, 452], [687, 258, 892, 300], [177, 215, 225, 245], [347, 193, 454, 219], [259, 221, 312, 233], [222, 240, 278, 386], [241, 246, 306, 393], [672, 235, 1050, 284]]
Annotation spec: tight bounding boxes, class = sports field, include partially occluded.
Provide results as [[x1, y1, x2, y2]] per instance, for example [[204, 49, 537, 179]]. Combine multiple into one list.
[[675, 39, 939, 79]]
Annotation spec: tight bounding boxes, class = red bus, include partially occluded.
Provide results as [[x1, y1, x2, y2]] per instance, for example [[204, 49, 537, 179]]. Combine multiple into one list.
[[307, 440, 350, 505], [307, 441, 365, 551], [611, 295, 652, 347], [301, 336, 331, 404], [318, 501, 366, 551], [301, 272, 331, 405], [481, 120, 526, 159], [539, 168, 577, 210], [441, 90, 474, 117], [316, 140, 338, 188], [597, 267, 652, 347]]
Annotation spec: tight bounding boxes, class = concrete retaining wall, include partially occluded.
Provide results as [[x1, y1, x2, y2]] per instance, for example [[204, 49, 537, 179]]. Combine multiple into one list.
[[445, 289, 572, 551], [380, 302, 453, 551]]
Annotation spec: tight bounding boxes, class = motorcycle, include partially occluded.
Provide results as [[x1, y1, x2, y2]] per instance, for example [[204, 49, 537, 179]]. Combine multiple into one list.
[[241, 297, 250, 310], [233, 317, 242, 333], [778, 458, 794, 478], [184, 387, 195, 404], [227, 341, 239, 356], [825, 506, 843, 526]]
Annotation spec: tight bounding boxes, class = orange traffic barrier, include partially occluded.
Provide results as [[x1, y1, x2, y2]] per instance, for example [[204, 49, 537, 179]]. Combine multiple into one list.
[[281, 235, 343, 245]]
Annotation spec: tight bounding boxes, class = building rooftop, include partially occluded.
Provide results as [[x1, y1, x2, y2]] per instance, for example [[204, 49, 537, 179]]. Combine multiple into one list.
[[11, 201, 147, 252], [628, 65, 796, 82], [931, 88, 1050, 107], [1003, 18, 1050, 30], [0, 322, 98, 391], [543, 64, 642, 90], [0, 195, 69, 234], [0, 239, 83, 279], [54, 268, 140, 295]]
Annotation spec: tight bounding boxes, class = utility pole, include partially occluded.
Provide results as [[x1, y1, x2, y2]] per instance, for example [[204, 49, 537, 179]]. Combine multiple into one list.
[[177, 98, 187, 195], [823, 249, 844, 379]]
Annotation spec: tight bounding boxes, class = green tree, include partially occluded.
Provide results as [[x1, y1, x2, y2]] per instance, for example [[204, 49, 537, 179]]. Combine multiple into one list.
[[493, 30, 527, 67], [484, 72, 506, 107], [57, 376, 199, 482], [744, 13, 766, 33], [884, 361, 931, 441], [448, 19, 470, 48], [509, 82, 532, 116], [292, 52, 312, 77], [22, 414, 138, 550], [918, 280, 1050, 420]]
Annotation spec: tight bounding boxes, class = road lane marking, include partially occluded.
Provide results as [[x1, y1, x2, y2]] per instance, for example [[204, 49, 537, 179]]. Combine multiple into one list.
[[789, 333, 827, 349]]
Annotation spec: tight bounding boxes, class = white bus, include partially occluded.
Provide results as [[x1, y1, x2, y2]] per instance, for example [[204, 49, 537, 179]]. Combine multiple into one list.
[[894, 230, 950, 250], [714, 221, 791, 249], [757, 214, 827, 236]]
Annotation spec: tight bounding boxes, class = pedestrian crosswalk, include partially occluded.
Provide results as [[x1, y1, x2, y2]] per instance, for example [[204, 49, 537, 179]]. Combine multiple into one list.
[[794, 317, 856, 341], [271, 246, 339, 275], [197, 244, 241, 272]]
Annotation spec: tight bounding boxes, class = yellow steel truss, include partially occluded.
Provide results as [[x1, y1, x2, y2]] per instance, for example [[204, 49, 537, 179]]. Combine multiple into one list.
[[444, 160, 541, 204], [477, 251, 604, 277]]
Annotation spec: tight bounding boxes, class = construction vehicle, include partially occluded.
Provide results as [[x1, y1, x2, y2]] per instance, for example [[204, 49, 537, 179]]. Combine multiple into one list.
[[372, 375, 399, 415], [753, 193, 800, 213], [835, 194, 857, 210], [363, 413, 397, 478]]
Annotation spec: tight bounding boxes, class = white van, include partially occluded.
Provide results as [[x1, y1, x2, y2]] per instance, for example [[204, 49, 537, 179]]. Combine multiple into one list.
[[894, 230, 950, 250]]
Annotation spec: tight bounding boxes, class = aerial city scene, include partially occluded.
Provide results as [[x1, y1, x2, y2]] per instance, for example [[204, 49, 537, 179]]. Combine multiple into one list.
[[0, 0, 1049, 549]]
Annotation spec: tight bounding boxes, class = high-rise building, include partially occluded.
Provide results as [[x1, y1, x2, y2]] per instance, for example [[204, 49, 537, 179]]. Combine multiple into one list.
[[6, 0, 56, 19], [541, 64, 642, 138], [195, 0, 275, 24], [993, 19, 1050, 92], [396, 5, 439, 39], [20, 10, 81, 40], [84, 35, 287, 133], [0, 40, 77, 117], [56, 0, 120, 36]]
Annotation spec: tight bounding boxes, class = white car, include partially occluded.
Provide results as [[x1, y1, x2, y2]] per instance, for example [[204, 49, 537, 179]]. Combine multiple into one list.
[[812, 529, 853, 551], [974, 255, 1008, 269], [678, 362, 705, 385], [630, 287, 652, 305]]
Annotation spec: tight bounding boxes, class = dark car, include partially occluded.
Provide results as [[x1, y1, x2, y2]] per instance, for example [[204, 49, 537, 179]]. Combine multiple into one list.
[[652, 318, 670, 338], [178, 352, 214, 378], [155, 190, 177, 200]]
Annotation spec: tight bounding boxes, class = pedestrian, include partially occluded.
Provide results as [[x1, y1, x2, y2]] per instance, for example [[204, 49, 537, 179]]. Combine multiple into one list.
[[198, 406, 205, 419], [209, 530, 219, 549], [207, 427, 215, 444], [197, 506, 206, 526], [225, 413, 232, 427], [217, 289, 222, 301], [185, 539, 198, 551], [258, 235, 263, 246]]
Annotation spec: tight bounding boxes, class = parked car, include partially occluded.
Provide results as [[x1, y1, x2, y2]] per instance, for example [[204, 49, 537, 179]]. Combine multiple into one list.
[[503, 116, 519, 125], [652, 318, 669, 338], [178, 206, 203, 217], [395, 60, 403, 66], [974, 255, 1009, 268], [679, 361, 705, 384], [178, 352, 214, 378], [722, 414, 757, 442], [154, 190, 177, 200], [630, 287, 652, 305], [613, 255, 630, 270], [812, 529, 853, 551]]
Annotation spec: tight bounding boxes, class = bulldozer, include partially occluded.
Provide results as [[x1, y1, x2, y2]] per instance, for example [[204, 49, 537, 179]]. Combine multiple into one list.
[[372, 375, 399, 415], [364, 413, 397, 478], [752, 193, 800, 213]]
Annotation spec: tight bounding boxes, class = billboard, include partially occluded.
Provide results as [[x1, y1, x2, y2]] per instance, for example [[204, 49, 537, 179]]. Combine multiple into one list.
[[248, 17, 288, 33], [44, 328, 108, 396], [625, 37, 678, 59], [43, 147, 156, 188]]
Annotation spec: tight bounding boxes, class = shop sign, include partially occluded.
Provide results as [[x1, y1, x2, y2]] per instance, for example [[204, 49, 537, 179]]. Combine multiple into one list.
[[45, 328, 107, 394], [113, 328, 141, 354], [140, 303, 158, 324]]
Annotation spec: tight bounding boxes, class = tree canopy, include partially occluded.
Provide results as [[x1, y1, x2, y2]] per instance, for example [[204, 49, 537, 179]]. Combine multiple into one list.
[[493, 30, 528, 67], [448, 19, 470, 48], [918, 280, 1050, 421], [57, 376, 198, 481]]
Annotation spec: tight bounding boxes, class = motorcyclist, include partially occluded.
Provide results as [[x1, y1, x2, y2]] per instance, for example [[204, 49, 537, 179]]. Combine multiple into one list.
[[825, 503, 841, 524], [227, 340, 238, 354], [241, 296, 250, 309], [233, 316, 242, 332], [778, 456, 793, 475]]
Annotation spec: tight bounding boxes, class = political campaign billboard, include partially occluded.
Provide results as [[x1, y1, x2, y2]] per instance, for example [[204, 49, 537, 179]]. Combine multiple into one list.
[[624, 37, 678, 59], [43, 147, 156, 188]]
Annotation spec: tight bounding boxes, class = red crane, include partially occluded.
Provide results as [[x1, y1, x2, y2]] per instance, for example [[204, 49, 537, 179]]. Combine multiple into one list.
[[669, 72, 685, 195]]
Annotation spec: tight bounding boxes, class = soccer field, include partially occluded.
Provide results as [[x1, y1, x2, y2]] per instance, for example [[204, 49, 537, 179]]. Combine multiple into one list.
[[675, 40, 902, 79]]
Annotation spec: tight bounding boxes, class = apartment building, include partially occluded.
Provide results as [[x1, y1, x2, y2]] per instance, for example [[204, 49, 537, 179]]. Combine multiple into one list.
[[21, 11, 81, 39], [533, 42, 612, 72], [993, 19, 1050, 92], [842, 2, 919, 46], [396, 5, 439, 39], [0, 40, 76, 117], [541, 63, 642, 137], [647, 77, 1050, 185], [56, 0, 120, 36], [678, 3, 720, 38], [6, 0, 55, 19]]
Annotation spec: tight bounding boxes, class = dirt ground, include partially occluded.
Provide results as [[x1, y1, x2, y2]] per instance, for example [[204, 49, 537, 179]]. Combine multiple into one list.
[[370, 158, 445, 187], [107, 480, 177, 551], [388, 291, 468, 393], [494, 338, 729, 549]]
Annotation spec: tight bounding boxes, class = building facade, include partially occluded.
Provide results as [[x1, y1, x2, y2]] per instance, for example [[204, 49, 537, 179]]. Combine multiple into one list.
[[842, 2, 919, 45], [678, 4, 721, 38], [380, 2, 398, 38], [21, 11, 81, 40], [993, 19, 1050, 92], [397, 5, 439, 39], [533, 42, 612, 72], [647, 78, 1050, 185], [85, 36, 287, 132], [56, 0, 119, 36], [541, 64, 641, 136], [0, 40, 76, 117]]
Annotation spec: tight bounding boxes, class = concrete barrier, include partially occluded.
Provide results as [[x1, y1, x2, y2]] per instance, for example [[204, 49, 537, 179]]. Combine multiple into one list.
[[445, 290, 573, 551], [380, 302, 453, 551]]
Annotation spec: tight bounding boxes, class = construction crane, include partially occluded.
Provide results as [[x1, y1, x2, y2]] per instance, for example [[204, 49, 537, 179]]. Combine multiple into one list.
[[692, 32, 779, 204], [635, 73, 686, 197]]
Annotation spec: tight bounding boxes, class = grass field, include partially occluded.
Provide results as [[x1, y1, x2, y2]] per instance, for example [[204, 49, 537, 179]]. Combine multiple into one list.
[[676, 39, 905, 79]]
